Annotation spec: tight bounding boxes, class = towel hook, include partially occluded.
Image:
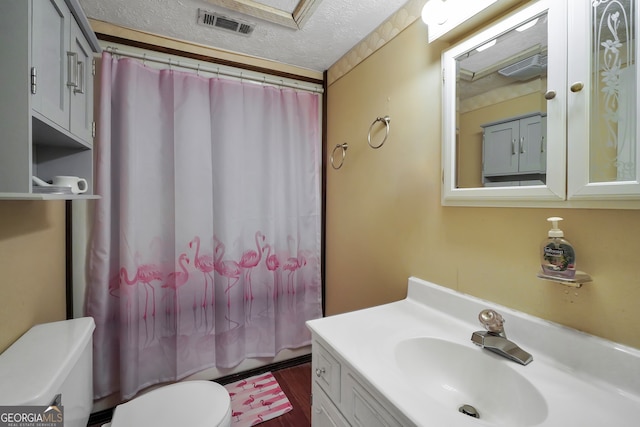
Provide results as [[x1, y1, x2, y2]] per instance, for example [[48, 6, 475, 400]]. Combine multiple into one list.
[[367, 116, 391, 149], [330, 143, 348, 170]]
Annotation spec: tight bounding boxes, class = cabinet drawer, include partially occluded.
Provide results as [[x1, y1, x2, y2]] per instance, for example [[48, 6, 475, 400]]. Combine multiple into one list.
[[313, 342, 341, 403], [343, 374, 402, 427]]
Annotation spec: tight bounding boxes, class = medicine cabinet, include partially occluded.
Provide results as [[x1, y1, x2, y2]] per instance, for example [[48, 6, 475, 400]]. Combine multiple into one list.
[[441, 0, 640, 208]]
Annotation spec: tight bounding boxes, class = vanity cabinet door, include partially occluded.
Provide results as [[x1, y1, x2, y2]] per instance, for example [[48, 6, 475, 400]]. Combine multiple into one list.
[[312, 383, 350, 427], [342, 374, 403, 427]]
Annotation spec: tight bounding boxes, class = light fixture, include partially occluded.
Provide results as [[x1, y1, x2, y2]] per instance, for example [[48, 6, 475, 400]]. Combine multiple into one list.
[[476, 39, 496, 52], [421, 0, 448, 26], [515, 18, 539, 32]]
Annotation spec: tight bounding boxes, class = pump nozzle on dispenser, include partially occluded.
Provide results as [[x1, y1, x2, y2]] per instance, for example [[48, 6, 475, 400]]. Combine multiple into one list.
[[547, 217, 564, 237]]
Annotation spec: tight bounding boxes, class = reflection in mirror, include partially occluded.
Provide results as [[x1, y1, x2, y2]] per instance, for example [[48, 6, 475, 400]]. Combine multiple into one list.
[[455, 13, 548, 188], [590, 0, 636, 183]]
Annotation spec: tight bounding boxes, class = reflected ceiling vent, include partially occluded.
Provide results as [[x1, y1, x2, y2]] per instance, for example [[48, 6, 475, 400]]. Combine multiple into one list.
[[197, 8, 256, 36], [498, 54, 547, 81]]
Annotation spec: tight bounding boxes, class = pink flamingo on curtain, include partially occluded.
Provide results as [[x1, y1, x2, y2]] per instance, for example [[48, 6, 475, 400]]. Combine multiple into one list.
[[189, 236, 216, 307], [263, 243, 280, 299], [213, 240, 242, 308], [119, 262, 163, 319], [283, 253, 306, 294], [117, 267, 138, 321], [238, 231, 265, 300], [161, 253, 190, 317]]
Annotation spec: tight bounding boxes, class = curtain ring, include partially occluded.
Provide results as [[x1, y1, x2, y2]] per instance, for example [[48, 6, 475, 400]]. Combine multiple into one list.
[[367, 116, 391, 149], [168, 58, 172, 70], [142, 53, 147, 66], [330, 143, 348, 170]]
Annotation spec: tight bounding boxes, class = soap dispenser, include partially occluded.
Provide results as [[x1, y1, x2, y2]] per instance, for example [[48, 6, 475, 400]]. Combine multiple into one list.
[[541, 217, 576, 279]]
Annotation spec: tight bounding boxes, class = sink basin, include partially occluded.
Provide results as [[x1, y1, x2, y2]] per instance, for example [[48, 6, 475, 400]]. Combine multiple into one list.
[[395, 337, 548, 426]]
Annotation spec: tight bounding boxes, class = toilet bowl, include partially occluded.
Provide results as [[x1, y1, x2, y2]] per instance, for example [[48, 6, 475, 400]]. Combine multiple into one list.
[[0, 318, 231, 427]]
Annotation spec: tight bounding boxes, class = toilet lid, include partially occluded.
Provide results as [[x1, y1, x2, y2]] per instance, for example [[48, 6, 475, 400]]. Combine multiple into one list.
[[110, 381, 231, 427]]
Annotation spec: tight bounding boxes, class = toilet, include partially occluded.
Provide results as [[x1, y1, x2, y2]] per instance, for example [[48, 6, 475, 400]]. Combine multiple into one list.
[[0, 318, 231, 427]]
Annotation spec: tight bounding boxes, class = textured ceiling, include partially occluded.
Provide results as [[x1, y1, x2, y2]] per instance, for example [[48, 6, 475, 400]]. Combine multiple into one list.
[[78, 0, 411, 72]]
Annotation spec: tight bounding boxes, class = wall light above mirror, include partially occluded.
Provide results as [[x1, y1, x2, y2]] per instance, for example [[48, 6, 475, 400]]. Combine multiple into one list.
[[422, 0, 498, 43]]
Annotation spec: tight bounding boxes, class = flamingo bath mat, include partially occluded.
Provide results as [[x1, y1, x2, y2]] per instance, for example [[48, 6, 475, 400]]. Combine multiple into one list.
[[224, 372, 293, 426]]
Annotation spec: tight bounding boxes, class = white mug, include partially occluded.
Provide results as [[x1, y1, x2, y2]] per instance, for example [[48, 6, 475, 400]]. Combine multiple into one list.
[[52, 176, 88, 194]]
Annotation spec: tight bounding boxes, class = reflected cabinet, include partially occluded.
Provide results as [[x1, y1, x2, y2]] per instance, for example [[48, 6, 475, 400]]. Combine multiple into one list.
[[442, 0, 640, 207]]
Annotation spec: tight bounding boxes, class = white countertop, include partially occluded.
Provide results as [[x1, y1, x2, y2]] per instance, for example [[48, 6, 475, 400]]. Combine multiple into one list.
[[307, 277, 640, 426]]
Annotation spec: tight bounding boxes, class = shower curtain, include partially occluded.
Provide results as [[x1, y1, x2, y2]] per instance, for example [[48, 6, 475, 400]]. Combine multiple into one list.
[[86, 52, 322, 400]]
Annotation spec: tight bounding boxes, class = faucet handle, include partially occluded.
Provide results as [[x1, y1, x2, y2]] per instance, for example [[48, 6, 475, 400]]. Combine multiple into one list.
[[479, 309, 505, 334]]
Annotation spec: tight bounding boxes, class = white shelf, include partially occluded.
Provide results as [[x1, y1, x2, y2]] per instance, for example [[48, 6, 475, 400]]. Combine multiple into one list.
[[0, 193, 100, 201], [537, 270, 592, 288]]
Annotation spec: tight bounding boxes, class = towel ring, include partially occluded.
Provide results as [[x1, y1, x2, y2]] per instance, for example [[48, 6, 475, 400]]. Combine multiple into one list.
[[367, 116, 391, 149], [330, 143, 348, 170]]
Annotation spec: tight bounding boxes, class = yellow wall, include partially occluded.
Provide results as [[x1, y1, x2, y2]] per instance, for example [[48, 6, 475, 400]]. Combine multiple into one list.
[[0, 201, 66, 352], [325, 19, 640, 350]]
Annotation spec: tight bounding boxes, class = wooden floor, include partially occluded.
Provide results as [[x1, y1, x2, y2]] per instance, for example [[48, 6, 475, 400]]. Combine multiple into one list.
[[260, 362, 311, 427], [88, 362, 311, 426]]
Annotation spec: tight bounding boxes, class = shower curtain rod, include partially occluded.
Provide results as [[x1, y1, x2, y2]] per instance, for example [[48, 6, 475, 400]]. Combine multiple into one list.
[[104, 46, 324, 94]]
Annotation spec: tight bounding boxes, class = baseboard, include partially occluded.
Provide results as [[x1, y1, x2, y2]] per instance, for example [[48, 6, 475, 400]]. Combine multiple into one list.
[[214, 353, 311, 385]]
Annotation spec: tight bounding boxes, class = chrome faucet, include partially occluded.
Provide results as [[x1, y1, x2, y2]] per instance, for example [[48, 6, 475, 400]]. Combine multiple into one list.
[[471, 309, 533, 365]]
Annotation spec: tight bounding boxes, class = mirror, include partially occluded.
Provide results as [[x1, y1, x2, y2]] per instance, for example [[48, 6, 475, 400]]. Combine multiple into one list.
[[456, 13, 547, 188], [442, 0, 566, 206]]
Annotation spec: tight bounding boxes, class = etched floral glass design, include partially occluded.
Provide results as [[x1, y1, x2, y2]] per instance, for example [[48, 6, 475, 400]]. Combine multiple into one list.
[[591, 0, 636, 182]]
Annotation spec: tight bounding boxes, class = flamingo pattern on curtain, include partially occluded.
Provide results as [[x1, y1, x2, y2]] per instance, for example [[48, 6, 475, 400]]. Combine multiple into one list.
[[86, 52, 323, 400]]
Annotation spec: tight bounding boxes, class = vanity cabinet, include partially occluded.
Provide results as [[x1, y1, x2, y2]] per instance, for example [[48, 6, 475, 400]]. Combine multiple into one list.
[[0, 0, 100, 199], [311, 337, 408, 427], [482, 113, 545, 185]]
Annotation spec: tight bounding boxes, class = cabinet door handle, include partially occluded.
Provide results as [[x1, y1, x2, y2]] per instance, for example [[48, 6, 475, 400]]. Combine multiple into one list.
[[315, 367, 326, 377], [570, 82, 584, 92], [541, 136, 545, 153], [544, 90, 556, 100], [512, 139, 516, 155], [74, 60, 85, 94], [67, 51, 78, 89], [520, 137, 525, 154]]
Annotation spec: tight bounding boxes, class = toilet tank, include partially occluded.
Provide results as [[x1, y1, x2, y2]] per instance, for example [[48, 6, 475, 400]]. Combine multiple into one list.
[[0, 317, 95, 427]]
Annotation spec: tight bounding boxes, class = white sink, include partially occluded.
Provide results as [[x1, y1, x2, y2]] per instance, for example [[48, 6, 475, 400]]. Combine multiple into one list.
[[395, 337, 548, 426], [307, 277, 640, 426]]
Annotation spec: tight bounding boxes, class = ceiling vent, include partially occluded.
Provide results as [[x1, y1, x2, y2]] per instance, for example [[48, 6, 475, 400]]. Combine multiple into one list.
[[498, 54, 547, 81], [197, 8, 255, 36]]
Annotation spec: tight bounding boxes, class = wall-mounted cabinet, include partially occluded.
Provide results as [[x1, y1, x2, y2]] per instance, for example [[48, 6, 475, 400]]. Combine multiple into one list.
[[482, 112, 546, 186], [0, 0, 100, 200]]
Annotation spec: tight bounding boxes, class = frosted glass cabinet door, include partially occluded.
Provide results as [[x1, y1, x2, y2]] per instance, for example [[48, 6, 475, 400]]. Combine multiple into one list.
[[31, 0, 71, 130], [567, 0, 640, 199]]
